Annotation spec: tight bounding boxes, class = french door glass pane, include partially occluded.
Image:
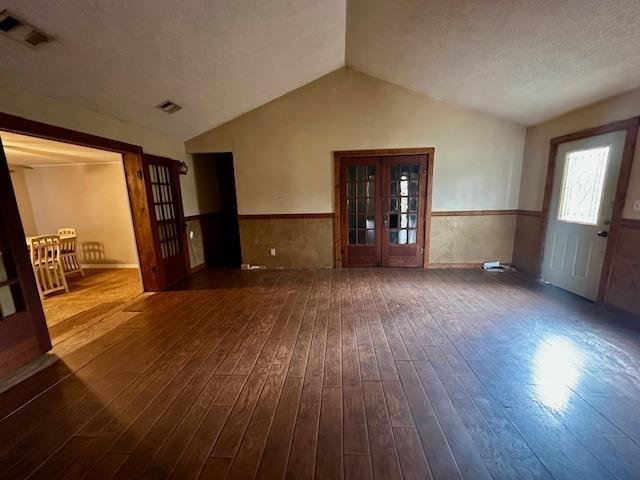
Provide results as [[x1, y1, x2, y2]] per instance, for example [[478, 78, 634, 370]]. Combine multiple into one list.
[[558, 146, 610, 225], [388, 161, 420, 246], [149, 163, 182, 259], [347, 164, 376, 245]]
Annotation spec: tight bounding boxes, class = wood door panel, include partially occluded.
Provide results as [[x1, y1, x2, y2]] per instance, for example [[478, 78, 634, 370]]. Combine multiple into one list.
[[143, 154, 190, 288], [381, 155, 427, 268], [340, 157, 381, 267]]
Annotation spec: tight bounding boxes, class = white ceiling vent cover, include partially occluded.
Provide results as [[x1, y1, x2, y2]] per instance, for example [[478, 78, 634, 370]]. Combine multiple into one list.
[[0, 10, 53, 47], [156, 100, 182, 114]]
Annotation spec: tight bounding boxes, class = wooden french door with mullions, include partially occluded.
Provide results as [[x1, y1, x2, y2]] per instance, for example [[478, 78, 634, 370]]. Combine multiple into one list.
[[341, 154, 428, 267], [143, 154, 190, 288]]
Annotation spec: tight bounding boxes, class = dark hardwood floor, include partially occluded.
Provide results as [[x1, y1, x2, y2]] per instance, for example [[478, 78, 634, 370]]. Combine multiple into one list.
[[1, 268, 639, 479]]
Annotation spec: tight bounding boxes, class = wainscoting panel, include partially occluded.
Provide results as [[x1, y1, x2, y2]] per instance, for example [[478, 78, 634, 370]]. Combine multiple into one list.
[[512, 211, 543, 276], [605, 220, 640, 316], [239, 217, 334, 268], [429, 213, 517, 265]]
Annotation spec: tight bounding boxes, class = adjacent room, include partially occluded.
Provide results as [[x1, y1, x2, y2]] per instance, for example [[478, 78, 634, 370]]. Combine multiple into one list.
[[3, 131, 142, 344], [1, 1, 640, 479]]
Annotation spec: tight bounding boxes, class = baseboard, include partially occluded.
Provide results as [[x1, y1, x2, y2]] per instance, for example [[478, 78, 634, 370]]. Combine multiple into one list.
[[603, 302, 640, 319], [80, 263, 139, 269], [427, 262, 513, 270], [428, 262, 482, 269]]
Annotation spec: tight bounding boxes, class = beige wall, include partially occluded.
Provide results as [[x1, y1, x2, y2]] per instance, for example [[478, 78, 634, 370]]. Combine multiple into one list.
[[186, 218, 205, 269], [186, 67, 525, 267], [22, 163, 139, 266], [0, 83, 200, 216], [8, 168, 38, 236], [519, 86, 640, 219], [187, 68, 525, 214]]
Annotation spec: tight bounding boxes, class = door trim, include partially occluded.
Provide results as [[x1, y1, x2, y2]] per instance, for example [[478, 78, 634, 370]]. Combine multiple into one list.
[[0, 143, 50, 374], [539, 116, 640, 303], [0, 112, 162, 292], [333, 148, 435, 268]]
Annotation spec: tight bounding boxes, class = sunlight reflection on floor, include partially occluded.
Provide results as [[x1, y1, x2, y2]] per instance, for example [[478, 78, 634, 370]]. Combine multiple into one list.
[[533, 335, 584, 411]]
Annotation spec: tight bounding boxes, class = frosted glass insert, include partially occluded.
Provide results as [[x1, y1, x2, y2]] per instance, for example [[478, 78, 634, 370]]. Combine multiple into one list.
[[557, 146, 610, 225]]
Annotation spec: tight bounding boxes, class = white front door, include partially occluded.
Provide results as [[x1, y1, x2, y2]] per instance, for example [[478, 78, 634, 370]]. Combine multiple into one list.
[[541, 130, 626, 301]]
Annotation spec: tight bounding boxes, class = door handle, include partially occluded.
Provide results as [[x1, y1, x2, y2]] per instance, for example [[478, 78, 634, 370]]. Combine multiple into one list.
[[383, 218, 388, 229], [596, 230, 608, 238]]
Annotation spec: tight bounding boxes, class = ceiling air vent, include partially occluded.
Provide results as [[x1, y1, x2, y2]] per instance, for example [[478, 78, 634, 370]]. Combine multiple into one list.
[[156, 100, 182, 114], [0, 10, 53, 47]]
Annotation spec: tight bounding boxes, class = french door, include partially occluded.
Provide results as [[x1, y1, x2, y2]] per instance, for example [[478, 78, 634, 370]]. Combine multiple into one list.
[[143, 154, 190, 288], [341, 154, 428, 267], [0, 138, 50, 377]]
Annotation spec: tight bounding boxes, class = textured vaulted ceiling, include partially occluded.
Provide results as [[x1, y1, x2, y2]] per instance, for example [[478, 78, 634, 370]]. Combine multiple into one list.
[[1, 1, 640, 140], [347, 0, 640, 126], [0, 0, 346, 139]]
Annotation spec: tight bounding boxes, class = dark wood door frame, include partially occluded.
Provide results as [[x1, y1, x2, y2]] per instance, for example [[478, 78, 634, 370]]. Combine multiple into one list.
[[0, 140, 50, 376], [334, 148, 435, 268], [538, 116, 640, 303], [0, 112, 168, 292]]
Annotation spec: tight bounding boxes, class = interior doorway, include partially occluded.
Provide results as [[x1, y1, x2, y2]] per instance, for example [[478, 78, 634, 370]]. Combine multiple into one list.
[[335, 149, 434, 268], [0, 113, 192, 379], [2, 131, 143, 333], [541, 131, 626, 300], [192, 153, 242, 267]]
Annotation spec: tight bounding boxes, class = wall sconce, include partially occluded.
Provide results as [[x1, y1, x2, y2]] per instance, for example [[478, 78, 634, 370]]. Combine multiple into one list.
[[178, 161, 189, 175]]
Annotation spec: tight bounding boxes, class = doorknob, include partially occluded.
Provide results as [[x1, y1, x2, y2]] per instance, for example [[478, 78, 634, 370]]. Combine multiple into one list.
[[596, 230, 609, 238]]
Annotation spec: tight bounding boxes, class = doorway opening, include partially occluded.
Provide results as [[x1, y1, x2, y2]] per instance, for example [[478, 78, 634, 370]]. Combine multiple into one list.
[[539, 117, 639, 302], [190, 153, 242, 268], [335, 148, 434, 268], [2, 130, 143, 341]]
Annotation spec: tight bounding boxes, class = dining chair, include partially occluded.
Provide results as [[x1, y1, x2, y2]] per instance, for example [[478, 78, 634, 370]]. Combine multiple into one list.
[[30, 235, 69, 299], [57, 228, 84, 277]]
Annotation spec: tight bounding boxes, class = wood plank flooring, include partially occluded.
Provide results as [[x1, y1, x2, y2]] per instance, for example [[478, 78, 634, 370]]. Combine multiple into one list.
[[1, 268, 640, 479], [43, 268, 141, 328]]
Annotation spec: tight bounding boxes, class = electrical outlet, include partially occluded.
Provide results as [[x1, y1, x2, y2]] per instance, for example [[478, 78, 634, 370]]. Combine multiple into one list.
[[270, 248, 276, 256], [634, 199, 640, 212]]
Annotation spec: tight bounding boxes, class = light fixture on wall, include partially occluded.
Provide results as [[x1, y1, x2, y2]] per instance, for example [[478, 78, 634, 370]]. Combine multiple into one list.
[[178, 161, 188, 175]]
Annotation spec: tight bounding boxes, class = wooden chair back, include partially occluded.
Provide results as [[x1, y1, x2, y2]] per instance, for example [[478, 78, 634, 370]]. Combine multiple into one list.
[[57, 228, 84, 276], [29, 235, 68, 297], [58, 228, 76, 251], [58, 233, 77, 254]]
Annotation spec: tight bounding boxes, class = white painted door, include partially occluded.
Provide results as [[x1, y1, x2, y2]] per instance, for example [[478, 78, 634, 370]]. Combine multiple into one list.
[[541, 130, 626, 301]]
